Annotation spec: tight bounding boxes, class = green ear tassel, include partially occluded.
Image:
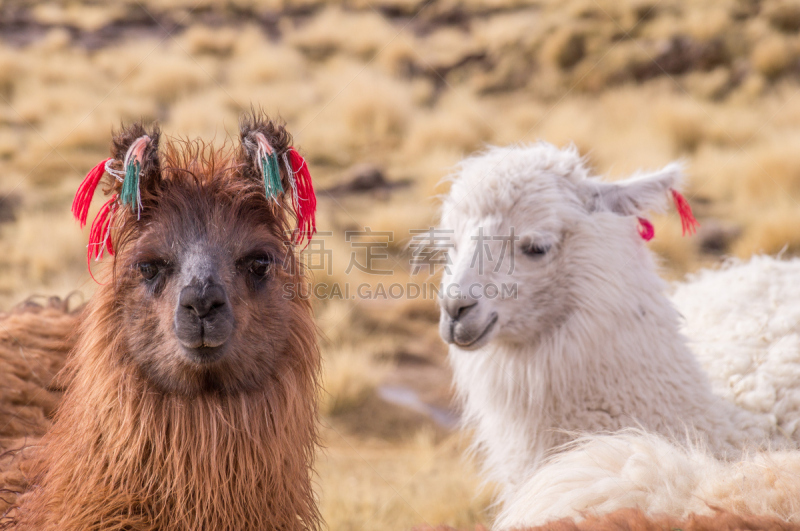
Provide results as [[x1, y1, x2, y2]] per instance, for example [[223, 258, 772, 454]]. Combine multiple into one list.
[[270, 152, 283, 194], [261, 152, 284, 200], [120, 159, 141, 211]]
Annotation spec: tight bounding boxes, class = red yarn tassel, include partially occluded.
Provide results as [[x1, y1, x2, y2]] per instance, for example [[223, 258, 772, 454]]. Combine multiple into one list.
[[86, 195, 117, 281], [637, 217, 655, 241], [671, 189, 699, 236], [72, 158, 111, 227], [289, 148, 317, 247]]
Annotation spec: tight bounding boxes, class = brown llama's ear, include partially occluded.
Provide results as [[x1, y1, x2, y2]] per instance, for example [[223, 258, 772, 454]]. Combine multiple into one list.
[[238, 112, 317, 246], [108, 121, 162, 206], [237, 113, 293, 192], [71, 121, 161, 273]]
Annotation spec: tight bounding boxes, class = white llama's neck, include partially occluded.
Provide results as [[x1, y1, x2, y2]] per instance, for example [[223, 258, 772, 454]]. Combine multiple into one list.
[[450, 217, 773, 496]]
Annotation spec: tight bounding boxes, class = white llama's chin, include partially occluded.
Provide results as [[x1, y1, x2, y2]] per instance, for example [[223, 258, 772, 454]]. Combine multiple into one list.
[[451, 312, 499, 350]]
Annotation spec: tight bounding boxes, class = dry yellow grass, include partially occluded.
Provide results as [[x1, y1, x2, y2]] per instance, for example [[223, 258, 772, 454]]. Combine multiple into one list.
[[319, 334, 391, 416], [318, 429, 492, 531], [751, 35, 795, 79], [1, 1, 800, 529], [286, 7, 401, 61]]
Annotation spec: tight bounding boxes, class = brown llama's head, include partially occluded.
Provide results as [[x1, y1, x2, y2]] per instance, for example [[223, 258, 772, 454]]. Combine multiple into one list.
[[92, 114, 314, 396]]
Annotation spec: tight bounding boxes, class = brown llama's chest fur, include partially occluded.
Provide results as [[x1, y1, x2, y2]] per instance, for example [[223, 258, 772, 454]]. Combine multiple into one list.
[[3, 290, 319, 531]]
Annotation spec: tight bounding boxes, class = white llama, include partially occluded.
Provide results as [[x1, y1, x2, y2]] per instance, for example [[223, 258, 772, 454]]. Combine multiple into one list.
[[437, 143, 799, 509]]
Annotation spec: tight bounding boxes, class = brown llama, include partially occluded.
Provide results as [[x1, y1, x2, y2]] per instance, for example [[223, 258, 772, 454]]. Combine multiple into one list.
[[1, 113, 321, 530]]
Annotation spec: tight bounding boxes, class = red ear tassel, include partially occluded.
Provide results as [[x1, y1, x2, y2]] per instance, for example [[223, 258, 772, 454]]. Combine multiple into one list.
[[72, 158, 112, 227], [637, 217, 655, 241], [86, 195, 117, 282], [288, 148, 317, 246], [671, 189, 699, 236]]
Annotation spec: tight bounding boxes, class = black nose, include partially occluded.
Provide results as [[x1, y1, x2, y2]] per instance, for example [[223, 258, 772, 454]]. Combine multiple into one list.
[[443, 296, 478, 321], [179, 282, 227, 319], [174, 279, 234, 354]]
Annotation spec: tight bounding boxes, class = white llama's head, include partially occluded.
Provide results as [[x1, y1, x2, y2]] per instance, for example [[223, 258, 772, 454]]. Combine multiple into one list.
[[438, 143, 683, 350]]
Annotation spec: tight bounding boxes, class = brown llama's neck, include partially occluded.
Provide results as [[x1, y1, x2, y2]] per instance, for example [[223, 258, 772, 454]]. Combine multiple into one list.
[[10, 290, 320, 531]]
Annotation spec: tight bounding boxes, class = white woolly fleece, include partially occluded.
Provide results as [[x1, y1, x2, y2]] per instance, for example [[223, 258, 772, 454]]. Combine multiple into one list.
[[496, 429, 800, 529], [672, 255, 800, 438], [438, 144, 797, 513]]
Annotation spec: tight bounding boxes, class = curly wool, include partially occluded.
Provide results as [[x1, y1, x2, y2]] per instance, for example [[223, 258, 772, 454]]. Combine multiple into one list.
[[496, 429, 800, 528]]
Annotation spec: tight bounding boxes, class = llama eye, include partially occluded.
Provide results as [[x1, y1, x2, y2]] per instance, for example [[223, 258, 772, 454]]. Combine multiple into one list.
[[248, 257, 272, 277], [522, 243, 551, 257], [138, 262, 160, 281]]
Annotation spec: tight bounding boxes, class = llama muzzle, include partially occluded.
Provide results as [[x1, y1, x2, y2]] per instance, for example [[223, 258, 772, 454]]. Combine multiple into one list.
[[175, 277, 234, 361], [439, 289, 499, 350]]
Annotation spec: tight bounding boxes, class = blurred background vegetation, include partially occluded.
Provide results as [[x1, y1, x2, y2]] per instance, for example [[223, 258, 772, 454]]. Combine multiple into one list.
[[1, 0, 800, 528]]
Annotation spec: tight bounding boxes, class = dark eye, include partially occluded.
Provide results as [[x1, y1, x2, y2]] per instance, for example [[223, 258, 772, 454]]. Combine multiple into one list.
[[522, 243, 551, 257], [138, 262, 160, 281], [248, 257, 272, 277]]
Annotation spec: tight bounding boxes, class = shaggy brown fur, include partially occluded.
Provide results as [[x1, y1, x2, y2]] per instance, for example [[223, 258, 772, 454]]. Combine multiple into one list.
[[1, 113, 321, 530], [416, 508, 800, 531], [0, 298, 80, 515]]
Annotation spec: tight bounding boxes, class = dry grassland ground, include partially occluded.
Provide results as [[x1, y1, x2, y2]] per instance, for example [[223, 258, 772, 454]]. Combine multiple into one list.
[[1, 0, 800, 528]]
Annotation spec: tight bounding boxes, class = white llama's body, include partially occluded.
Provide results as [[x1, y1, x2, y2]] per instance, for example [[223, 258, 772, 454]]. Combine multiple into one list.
[[496, 255, 800, 528], [437, 144, 798, 509], [673, 255, 800, 436]]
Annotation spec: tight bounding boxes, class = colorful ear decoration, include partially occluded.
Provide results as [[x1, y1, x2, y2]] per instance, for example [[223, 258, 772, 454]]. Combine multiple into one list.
[[287, 148, 317, 246], [250, 132, 317, 247], [671, 189, 699, 236], [637, 217, 655, 241], [253, 132, 284, 201], [636, 189, 698, 241], [87, 195, 117, 261], [72, 134, 151, 280], [120, 135, 151, 218], [72, 158, 113, 228], [73, 158, 119, 274]]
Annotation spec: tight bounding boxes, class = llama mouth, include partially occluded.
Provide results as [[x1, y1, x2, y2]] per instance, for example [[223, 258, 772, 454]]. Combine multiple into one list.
[[182, 345, 226, 364], [175, 320, 233, 364], [454, 312, 499, 349]]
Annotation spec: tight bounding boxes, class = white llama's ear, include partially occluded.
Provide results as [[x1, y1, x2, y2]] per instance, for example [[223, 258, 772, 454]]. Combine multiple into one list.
[[579, 162, 683, 216]]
